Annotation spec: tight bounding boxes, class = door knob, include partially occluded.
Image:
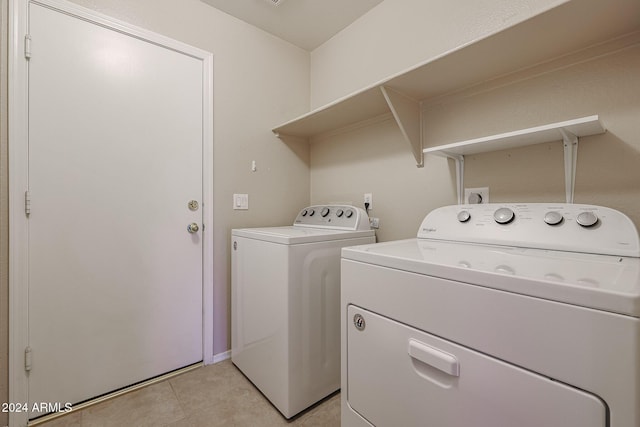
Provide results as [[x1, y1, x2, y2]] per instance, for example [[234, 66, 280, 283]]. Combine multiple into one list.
[[187, 223, 199, 234]]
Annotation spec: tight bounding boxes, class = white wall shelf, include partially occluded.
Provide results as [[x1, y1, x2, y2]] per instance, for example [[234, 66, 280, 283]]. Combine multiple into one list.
[[272, 0, 639, 168], [423, 116, 606, 204]]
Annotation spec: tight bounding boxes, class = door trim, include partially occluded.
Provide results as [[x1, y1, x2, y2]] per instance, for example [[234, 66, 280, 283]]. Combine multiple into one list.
[[8, 1, 214, 425]]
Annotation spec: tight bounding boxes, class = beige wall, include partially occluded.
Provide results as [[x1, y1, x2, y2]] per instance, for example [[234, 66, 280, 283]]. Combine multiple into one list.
[[0, 0, 310, 406], [310, 0, 564, 108], [310, 118, 455, 242], [310, 38, 640, 241]]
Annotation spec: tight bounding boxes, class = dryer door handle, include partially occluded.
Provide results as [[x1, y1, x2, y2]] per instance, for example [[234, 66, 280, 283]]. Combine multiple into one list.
[[408, 339, 460, 377]]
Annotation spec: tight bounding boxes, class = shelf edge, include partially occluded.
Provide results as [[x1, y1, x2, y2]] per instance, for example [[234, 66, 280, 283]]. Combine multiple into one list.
[[423, 115, 605, 156]]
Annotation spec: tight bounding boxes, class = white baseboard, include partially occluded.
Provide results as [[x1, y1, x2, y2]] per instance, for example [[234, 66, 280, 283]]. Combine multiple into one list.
[[211, 350, 231, 364]]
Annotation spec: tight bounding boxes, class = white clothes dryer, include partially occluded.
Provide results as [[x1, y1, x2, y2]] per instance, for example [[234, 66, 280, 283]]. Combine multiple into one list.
[[341, 203, 640, 427], [232, 205, 375, 419]]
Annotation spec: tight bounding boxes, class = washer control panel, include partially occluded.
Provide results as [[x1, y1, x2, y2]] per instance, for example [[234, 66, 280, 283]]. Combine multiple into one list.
[[293, 205, 371, 231], [418, 203, 639, 257]]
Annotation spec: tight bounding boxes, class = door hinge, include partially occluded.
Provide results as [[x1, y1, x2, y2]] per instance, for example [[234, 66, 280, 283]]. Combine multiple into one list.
[[25, 346, 32, 372], [25, 190, 31, 216], [24, 34, 32, 59]]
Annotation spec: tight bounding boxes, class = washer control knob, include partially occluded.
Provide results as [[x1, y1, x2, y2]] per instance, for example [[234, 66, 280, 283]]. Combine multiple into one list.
[[321, 207, 330, 217], [345, 209, 354, 218], [494, 207, 515, 224], [336, 209, 344, 218], [457, 210, 471, 223], [308, 209, 315, 217], [301, 209, 308, 217], [544, 211, 564, 226], [577, 211, 598, 228]]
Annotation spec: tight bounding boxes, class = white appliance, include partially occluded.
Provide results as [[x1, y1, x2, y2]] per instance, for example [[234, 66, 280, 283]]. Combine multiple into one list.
[[232, 205, 375, 418], [341, 203, 640, 427]]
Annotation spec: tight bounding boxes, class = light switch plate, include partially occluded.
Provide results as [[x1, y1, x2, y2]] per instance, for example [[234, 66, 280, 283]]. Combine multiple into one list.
[[233, 193, 249, 210]]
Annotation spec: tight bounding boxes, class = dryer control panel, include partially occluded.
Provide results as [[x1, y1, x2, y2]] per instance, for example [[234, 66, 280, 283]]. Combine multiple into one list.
[[294, 205, 371, 231], [418, 203, 640, 257]]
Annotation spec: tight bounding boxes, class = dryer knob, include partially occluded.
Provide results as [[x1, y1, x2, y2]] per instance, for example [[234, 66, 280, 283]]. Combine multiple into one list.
[[321, 207, 330, 217], [576, 211, 598, 228], [544, 211, 564, 226], [336, 209, 344, 218], [345, 209, 354, 218], [457, 210, 471, 223], [494, 207, 515, 224]]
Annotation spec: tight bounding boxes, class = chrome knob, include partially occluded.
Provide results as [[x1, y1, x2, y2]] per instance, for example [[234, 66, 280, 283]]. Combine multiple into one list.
[[187, 223, 199, 233], [576, 211, 598, 228], [457, 210, 471, 223], [544, 211, 564, 226], [494, 207, 515, 224]]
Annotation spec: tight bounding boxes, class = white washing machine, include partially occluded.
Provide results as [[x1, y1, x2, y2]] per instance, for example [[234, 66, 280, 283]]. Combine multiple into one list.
[[341, 203, 640, 427], [231, 205, 375, 419]]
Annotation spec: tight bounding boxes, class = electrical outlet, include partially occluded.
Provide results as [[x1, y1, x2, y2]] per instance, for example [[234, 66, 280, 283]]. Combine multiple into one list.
[[464, 187, 489, 204], [364, 193, 373, 209]]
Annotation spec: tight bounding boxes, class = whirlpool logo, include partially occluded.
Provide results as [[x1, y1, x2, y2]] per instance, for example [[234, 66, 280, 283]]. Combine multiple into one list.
[[422, 228, 437, 233]]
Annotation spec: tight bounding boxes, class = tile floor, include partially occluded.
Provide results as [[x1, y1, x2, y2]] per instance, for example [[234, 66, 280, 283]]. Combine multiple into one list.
[[36, 360, 341, 427]]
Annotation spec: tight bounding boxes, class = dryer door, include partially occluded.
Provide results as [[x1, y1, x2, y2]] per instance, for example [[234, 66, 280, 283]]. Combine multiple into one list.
[[346, 305, 607, 427]]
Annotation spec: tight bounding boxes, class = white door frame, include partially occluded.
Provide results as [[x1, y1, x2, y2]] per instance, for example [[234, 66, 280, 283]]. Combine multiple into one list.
[[8, 1, 214, 425]]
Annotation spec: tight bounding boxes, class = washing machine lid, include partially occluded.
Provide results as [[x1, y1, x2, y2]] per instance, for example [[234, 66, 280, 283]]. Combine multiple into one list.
[[342, 238, 640, 317], [233, 226, 375, 244]]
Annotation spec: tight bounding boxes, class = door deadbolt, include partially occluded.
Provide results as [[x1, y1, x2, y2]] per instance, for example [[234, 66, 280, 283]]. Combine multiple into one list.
[[187, 223, 199, 234], [188, 200, 199, 211]]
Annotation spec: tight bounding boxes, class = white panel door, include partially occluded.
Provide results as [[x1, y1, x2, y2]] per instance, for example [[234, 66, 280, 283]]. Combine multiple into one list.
[[27, 3, 203, 416]]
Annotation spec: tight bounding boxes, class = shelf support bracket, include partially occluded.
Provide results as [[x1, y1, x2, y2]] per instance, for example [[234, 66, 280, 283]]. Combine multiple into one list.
[[560, 128, 578, 203], [380, 86, 423, 167], [453, 155, 465, 205], [440, 154, 465, 204]]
